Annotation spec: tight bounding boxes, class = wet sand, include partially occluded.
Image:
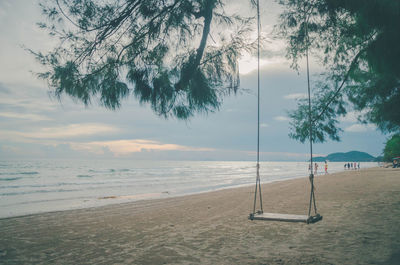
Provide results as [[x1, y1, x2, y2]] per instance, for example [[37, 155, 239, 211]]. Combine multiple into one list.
[[1, 167, 399, 264]]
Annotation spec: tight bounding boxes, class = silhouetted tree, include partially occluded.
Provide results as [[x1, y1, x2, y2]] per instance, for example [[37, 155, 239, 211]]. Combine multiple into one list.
[[33, 0, 257, 119], [278, 0, 400, 142]]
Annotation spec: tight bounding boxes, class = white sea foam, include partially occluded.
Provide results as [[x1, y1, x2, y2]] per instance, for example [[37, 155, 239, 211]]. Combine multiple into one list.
[[0, 160, 377, 218]]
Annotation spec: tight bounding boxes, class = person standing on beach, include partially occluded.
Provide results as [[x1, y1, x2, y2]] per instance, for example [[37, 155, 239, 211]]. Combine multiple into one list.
[[325, 161, 328, 174], [358, 162, 360, 170], [314, 163, 318, 175]]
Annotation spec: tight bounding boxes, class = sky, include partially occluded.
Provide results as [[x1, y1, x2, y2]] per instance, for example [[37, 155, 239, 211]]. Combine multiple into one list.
[[0, 0, 387, 161]]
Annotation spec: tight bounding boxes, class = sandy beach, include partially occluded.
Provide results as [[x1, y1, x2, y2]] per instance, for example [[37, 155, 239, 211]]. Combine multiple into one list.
[[1, 167, 399, 264]]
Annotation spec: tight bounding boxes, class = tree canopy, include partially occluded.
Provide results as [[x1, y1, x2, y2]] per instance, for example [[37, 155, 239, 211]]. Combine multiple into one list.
[[278, 0, 400, 143], [384, 134, 400, 161], [34, 0, 400, 138], [33, 0, 256, 119]]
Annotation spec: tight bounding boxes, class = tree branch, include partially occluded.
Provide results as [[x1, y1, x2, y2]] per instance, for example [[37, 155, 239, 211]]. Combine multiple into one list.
[[312, 49, 364, 123], [175, 0, 216, 91]]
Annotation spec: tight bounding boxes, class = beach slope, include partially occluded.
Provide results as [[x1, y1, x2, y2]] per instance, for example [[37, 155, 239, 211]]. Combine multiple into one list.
[[1, 168, 399, 264]]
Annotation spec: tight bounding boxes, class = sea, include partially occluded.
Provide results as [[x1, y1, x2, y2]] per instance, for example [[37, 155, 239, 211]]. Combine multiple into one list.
[[0, 160, 378, 218]]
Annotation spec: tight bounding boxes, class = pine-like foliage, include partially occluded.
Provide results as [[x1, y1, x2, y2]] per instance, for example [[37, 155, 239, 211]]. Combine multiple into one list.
[[279, 0, 400, 142], [33, 0, 256, 119]]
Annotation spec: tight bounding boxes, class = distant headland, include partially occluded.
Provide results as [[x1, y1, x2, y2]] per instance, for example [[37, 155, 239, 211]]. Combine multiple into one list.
[[313, 151, 378, 162]]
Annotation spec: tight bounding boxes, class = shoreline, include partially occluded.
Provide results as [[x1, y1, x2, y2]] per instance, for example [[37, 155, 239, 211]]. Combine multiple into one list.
[[1, 167, 399, 264], [0, 160, 379, 220], [0, 162, 376, 220], [0, 168, 349, 221]]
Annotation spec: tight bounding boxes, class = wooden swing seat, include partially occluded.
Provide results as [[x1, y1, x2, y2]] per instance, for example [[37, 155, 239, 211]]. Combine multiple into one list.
[[249, 212, 322, 224]]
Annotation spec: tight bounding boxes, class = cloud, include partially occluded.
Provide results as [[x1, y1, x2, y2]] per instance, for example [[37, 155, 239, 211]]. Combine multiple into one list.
[[260, 123, 269, 128], [0, 130, 29, 143], [339, 112, 358, 123], [239, 54, 270, 75], [244, 151, 325, 161], [274, 116, 290, 121], [238, 47, 286, 75], [19, 123, 119, 139], [338, 109, 370, 123], [0, 83, 10, 94], [260, 48, 285, 60], [344, 124, 376, 132], [0, 144, 23, 155], [0, 97, 56, 111], [0, 1, 12, 19], [70, 139, 215, 156], [283, 93, 307, 100], [0, 112, 51, 121]]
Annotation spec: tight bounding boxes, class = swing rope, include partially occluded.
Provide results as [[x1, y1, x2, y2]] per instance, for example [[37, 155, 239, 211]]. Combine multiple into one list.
[[250, 1, 321, 223], [305, 19, 318, 217], [252, 0, 263, 215]]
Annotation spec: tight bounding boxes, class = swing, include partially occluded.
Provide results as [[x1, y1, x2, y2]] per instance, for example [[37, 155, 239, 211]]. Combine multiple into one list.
[[248, 0, 322, 224]]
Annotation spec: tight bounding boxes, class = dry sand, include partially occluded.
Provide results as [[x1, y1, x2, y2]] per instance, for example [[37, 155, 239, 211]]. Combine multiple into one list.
[[1, 167, 400, 264]]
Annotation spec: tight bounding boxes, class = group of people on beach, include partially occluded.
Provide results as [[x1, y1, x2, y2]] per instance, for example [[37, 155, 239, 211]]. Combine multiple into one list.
[[309, 161, 362, 174], [344, 162, 360, 170], [310, 161, 361, 174], [309, 161, 329, 175]]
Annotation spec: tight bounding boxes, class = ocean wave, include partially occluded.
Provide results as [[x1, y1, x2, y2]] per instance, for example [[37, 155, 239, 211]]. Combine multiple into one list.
[[0, 188, 79, 196], [0, 171, 39, 176], [0, 181, 114, 190], [77, 174, 92, 178], [0, 177, 22, 181], [21, 171, 39, 175], [107, 168, 130, 173]]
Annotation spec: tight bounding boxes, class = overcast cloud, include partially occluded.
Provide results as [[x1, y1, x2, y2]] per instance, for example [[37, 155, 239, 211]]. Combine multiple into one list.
[[0, 0, 386, 160]]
